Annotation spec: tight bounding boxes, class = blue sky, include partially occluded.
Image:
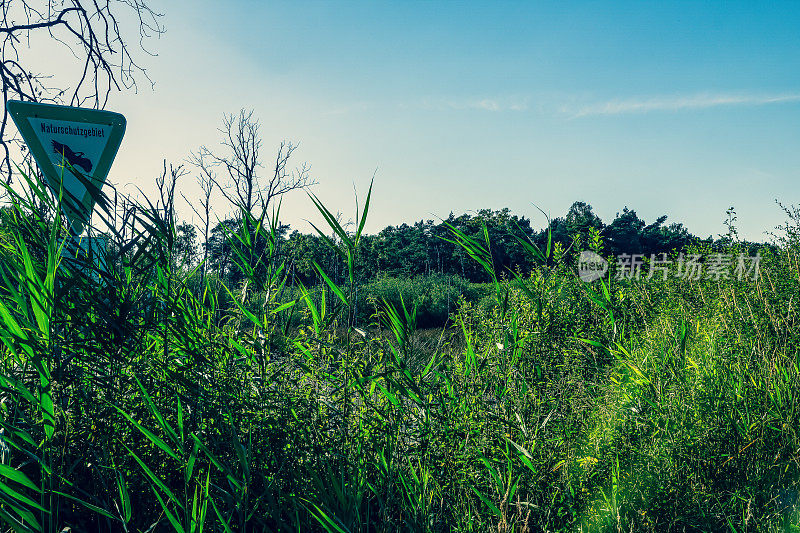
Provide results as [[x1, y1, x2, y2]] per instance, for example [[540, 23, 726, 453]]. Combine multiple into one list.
[[103, 0, 800, 241]]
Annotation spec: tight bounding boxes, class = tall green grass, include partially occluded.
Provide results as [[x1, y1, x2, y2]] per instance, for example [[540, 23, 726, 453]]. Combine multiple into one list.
[[0, 167, 798, 531]]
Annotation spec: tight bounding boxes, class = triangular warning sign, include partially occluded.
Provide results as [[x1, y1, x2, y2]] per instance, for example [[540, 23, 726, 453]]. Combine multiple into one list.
[[6, 100, 125, 234]]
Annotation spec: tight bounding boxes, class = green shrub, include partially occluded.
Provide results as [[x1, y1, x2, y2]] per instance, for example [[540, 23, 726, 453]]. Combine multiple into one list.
[[0, 170, 798, 532], [356, 273, 491, 328]]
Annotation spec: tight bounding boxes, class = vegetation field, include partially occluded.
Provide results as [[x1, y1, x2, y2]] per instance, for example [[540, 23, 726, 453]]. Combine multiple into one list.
[[0, 172, 799, 532]]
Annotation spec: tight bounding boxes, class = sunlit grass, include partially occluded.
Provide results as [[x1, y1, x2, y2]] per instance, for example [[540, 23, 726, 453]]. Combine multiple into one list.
[[0, 167, 797, 531]]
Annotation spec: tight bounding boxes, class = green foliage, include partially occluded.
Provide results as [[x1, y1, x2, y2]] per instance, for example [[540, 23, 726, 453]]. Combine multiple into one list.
[[0, 166, 798, 532], [357, 274, 490, 328]]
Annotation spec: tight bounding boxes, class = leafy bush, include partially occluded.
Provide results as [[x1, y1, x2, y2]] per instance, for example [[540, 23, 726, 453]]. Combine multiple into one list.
[[356, 274, 491, 328], [0, 169, 798, 532]]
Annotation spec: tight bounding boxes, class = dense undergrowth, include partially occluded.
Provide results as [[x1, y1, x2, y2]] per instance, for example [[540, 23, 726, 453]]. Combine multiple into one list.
[[0, 170, 798, 532]]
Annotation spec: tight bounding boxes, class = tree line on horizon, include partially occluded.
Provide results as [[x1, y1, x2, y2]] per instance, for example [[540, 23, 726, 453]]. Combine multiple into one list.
[[174, 200, 760, 288], [100, 111, 760, 292]]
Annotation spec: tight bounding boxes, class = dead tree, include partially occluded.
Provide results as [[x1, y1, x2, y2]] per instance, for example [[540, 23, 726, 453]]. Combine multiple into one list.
[[185, 149, 216, 285], [0, 1, 164, 181], [154, 160, 190, 269], [196, 109, 316, 217]]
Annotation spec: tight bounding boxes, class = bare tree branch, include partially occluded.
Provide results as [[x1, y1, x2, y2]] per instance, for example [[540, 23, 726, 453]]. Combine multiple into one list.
[[198, 109, 317, 217], [186, 148, 216, 284], [0, 0, 164, 182]]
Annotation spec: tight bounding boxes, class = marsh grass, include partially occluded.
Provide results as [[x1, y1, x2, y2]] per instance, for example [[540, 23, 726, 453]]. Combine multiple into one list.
[[0, 167, 797, 531]]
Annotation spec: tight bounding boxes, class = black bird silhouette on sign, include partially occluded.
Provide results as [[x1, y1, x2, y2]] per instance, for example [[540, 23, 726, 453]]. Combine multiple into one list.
[[51, 141, 92, 173]]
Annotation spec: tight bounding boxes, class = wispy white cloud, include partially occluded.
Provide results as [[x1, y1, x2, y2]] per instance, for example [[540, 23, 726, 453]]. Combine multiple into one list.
[[325, 97, 529, 115], [563, 92, 800, 117], [324, 101, 376, 116], [324, 92, 800, 118], [461, 98, 528, 112], [421, 96, 529, 112]]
